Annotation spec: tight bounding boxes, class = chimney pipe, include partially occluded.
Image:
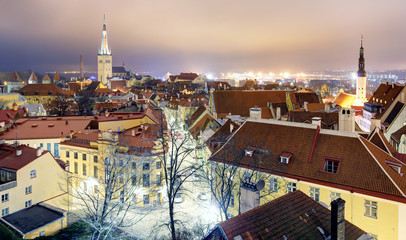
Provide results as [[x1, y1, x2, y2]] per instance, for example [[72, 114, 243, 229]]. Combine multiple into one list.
[[276, 107, 281, 120], [80, 55, 84, 78], [132, 130, 135, 136], [16, 149, 22, 156], [36, 147, 43, 157]]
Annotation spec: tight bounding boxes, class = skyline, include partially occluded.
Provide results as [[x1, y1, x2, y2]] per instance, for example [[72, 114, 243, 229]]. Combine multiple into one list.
[[2, 0, 406, 76]]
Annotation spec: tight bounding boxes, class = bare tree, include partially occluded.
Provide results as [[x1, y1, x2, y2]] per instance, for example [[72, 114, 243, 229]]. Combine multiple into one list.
[[203, 138, 285, 220], [67, 138, 148, 240], [156, 109, 201, 240]]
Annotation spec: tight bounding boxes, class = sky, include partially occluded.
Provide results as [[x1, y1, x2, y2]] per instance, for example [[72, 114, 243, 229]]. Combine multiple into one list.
[[1, 0, 406, 77]]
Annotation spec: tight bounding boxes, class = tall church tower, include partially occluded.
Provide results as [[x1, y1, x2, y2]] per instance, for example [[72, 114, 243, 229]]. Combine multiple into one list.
[[356, 36, 367, 104], [97, 14, 112, 86]]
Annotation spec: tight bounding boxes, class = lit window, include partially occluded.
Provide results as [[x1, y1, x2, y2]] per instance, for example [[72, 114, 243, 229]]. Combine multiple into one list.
[[245, 150, 253, 157], [287, 182, 296, 193], [30, 170, 36, 178], [330, 192, 341, 204], [25, 200, 32, 208], [364, 200, 377, 219], [25, 185, 32, 194], [269, 178, 278, 192], [323, 158, 340, 173], [1, 193, 9, 202], [1, 208, 9, 216], [309, 187, 320, 202]]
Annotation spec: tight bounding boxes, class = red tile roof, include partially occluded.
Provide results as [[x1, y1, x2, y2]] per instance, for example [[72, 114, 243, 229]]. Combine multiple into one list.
[[215, 191, 365, 240], [8, 71, 22, 82], [1, 117, 91, 140], [210, 120, 406, 202], [0, 144, 47, 171], [18, 84, 68, 97], [369, 83, 404, 119]]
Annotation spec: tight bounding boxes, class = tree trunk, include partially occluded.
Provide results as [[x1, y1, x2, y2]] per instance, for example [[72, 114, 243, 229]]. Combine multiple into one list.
[[169, 201, 176, 240]]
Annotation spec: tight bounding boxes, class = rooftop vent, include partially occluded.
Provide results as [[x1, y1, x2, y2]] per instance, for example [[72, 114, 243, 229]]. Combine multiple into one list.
[[16, 149, 22, 156]]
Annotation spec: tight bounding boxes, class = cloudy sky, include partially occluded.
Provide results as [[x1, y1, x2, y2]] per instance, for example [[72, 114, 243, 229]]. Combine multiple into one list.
[[1, 0, 406, 77]]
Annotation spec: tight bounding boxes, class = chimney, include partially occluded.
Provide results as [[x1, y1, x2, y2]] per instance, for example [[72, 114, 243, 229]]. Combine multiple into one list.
[[16, 149, 22, 156], [339, 108, 355, 133], [304, 101, 309, 111], [80, 55, 84, 78], [276, 107, 281, 120], [132, 129, 135, 136], [325, 104, 331, 113], [36, 147, 43, 157], [249, 107, 262, 120], [240, 180, 262, 213], [312, 117, 322, 127], [230, 124, 234, 133], [65, 120, 68, 125], [331, 198, 346, 240]]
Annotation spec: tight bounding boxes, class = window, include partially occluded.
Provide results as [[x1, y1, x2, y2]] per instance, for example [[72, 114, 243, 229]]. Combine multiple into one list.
[[323, 158, 340, 173], [156, 161, 161, 169], [25, 200, 32, 208], [119, 176, 124, 184], [94, 156, 98, 163], [120, 191, 124, 203], [143, 195, 150, 205], [143, 174, 150, 187], [280, 157, 289, 164], [106, 60, 111, 63], [143, 163, 150, 171], [66, 161, 70, 171], [82, 154, 87, 161], [99, 60, 102, 63], [74, 152, 78, 159], [269, 178, 278, 192], [1, 193, 9, 202], [54, 143, 59, 157], [287, 182, 296, 193], [131, 162, 136, 170], [245, 150, 253, 157], [1, 208, 9, 216], [30, 170, 36, 178], [157, 193, 162, 205], [47, 143, 51, 152], [83, 164, 87, 176], [364, 200, 377, 219], [25, 185, 32, 194], [309, 187, 320, 202], [94, 166, 98, 178], [132, 174, 137, 186], [280, 152, 292, 164], [94, 185, 98, 194], [40, 143, 43, 148], [230, 193, 235, 207], [66, 151, 70, 158], [156, 172, 161, 186], [74, 162, 78, 174], [330, 192, 341, 204]]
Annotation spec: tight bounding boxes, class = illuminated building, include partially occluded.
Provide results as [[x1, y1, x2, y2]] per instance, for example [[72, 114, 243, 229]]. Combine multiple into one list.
[[355, 36, 367, 105], [97, 15, 112, 86]]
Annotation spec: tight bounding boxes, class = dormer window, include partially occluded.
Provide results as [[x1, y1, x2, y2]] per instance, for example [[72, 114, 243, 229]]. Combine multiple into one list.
[[280, 152, 292, 164], [322, 158, 340, 173], [386, 160, 403, 175], [244, 146, 256, 157]]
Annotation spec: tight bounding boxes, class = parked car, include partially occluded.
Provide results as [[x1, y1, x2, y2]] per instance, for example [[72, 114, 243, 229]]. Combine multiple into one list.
[[174, 193, 183, 203]]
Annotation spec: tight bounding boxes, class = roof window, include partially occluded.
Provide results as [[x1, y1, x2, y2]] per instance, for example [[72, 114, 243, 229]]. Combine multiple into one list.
[[322, 158, 340, 174], [280, 152, 292, 164], [386, 160, 403, 176], [244, 146, 256, 157]]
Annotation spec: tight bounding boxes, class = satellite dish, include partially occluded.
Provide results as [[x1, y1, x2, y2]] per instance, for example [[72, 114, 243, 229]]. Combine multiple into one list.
[[256, 180, 265, 191]]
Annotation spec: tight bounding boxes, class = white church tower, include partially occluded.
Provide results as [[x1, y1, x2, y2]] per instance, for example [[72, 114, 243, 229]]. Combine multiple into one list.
[[356, 36, 367, 104], [97, 14, 112, 86]]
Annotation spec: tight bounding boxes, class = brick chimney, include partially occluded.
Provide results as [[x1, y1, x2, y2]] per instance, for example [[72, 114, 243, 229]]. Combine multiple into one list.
[[331, 198, 345, 240]]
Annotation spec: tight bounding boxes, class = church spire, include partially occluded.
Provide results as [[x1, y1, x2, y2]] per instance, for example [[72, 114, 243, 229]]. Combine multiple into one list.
[[358, 35, 366, 77], [99, 14, 111, 55]]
